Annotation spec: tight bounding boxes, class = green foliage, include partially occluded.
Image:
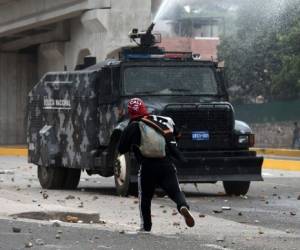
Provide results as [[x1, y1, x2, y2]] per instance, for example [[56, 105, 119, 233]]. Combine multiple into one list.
[[218, 0, 300, 103]]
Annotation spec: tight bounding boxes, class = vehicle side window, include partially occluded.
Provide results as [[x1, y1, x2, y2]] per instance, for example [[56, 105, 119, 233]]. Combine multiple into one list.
[[99, 67, 113, 104], [111, 67, 120, 96], [102, 68, 112, 96]]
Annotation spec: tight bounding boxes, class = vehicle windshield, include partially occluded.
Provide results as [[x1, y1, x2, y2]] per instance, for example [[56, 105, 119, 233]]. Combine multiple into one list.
[[123, 66, 218, 96]]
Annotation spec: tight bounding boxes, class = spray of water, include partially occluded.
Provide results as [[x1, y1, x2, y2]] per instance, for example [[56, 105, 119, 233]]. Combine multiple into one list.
[[153, 0, 178, 23]]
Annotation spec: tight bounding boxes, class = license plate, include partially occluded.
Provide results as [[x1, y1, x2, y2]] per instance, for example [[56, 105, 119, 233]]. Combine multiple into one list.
[[192, 131, 209, 141]]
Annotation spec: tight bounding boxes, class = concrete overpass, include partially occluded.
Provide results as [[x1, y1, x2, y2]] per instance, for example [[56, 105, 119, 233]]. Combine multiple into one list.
[[0, 0, 154, 144]]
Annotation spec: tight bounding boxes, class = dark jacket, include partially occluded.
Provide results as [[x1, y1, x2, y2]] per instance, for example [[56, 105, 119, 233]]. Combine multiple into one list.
[[118, 115, 186, 165]]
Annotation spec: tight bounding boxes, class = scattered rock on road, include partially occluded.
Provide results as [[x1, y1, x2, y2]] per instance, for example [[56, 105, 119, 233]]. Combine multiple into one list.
[[173, 222, 180, 227], [290, 212, 296, 216], [199, 214, 205, 218], [35, 239, 44, 246], [66, 215, 79, 223], [238, 212, 243, 216], [25, 242, 33, 248], [52, 220, 61, 227], [297, 195, 300, 200], [12, 227, 21, 233], [213, 210, 223, 214], [65, 195, 75, 200], [222, 206, 231, 211], [42, 193, 49, 199], [0, 170, 14, 175]]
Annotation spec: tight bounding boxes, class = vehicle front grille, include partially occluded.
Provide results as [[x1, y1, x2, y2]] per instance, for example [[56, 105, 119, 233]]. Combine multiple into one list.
[[163, 103, 234, 150]]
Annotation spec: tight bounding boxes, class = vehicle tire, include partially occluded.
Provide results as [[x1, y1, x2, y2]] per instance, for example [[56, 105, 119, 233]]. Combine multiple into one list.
[[223, 181, 251, 196], [63, 168, 81, 190], [37, 165, 66, 189], [114, 153, 138, 196]]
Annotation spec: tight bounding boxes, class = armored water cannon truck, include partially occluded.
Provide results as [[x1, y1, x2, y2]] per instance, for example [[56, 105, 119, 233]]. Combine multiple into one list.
[[27, 23, 263, 196]]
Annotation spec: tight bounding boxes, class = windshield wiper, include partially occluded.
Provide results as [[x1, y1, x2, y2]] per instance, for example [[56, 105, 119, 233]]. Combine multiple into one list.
[[168, 88, 191, 92], [132, 90, 159, 95]]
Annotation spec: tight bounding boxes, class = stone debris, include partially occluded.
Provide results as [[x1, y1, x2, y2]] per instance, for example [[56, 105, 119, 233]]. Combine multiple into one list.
[[240, 195, 248, 199], [35, 239, 45, 246], [65, 195, 75, 200], [92, 196, 99, 201], [52, 220, 61, 227], [25, 242, 33, 248], [199, 214, 206, 218], [12, 227, 21, 233], [56, 234, 61, 239], [222, 206, 231, 211], [119, 230, 125, 234], [286, 229, 291, 234], [162, 210, 167, 213], [42, 193, 49, 199], [172, 211, 178, 216], [258, 230, 264, 235], [78, 202, 84, 208], [12, 215, 18, 220], [213, 210, 223, 214], [65, 215, 79, 223], [133, 200, 139, 204], [0, 170, 14, 175], [173, 222, 180, 226], [238, 212, 243, 216], [32, 199, 37, 203], [297, 195, 300, 200], [290, 212, 296, 216], [99, 220, 106, 225]]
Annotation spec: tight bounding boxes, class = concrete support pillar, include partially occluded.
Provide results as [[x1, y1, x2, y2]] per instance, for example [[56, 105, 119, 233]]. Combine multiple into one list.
[[38, 42, 65, 77]]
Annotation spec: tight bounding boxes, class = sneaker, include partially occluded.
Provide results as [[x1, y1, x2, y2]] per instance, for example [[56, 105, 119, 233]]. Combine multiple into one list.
[[180, 206, 195, 227]]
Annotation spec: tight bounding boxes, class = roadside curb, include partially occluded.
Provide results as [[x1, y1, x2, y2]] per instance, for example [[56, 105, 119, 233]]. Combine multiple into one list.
[[263, 159, 300, 171], [253, 147, 300, 158], [0, 147, 28, 156]]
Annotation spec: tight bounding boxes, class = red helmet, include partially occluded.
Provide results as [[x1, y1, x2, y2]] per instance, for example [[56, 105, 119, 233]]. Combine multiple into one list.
[[128, 98, 149, 119]]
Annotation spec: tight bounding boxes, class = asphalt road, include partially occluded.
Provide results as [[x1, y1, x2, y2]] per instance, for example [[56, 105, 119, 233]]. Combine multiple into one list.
[[0, 156, 299, 250]]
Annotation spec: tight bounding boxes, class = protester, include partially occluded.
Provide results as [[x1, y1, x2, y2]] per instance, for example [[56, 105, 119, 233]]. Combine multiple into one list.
[[118, 98, 195, 232]]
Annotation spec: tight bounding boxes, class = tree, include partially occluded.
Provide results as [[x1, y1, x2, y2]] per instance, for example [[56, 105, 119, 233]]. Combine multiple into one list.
[[218, 0, 300, 103]]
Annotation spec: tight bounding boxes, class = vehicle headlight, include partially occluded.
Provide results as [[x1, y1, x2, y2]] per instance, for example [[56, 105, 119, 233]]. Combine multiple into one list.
[[238, 135, 249, 144]]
